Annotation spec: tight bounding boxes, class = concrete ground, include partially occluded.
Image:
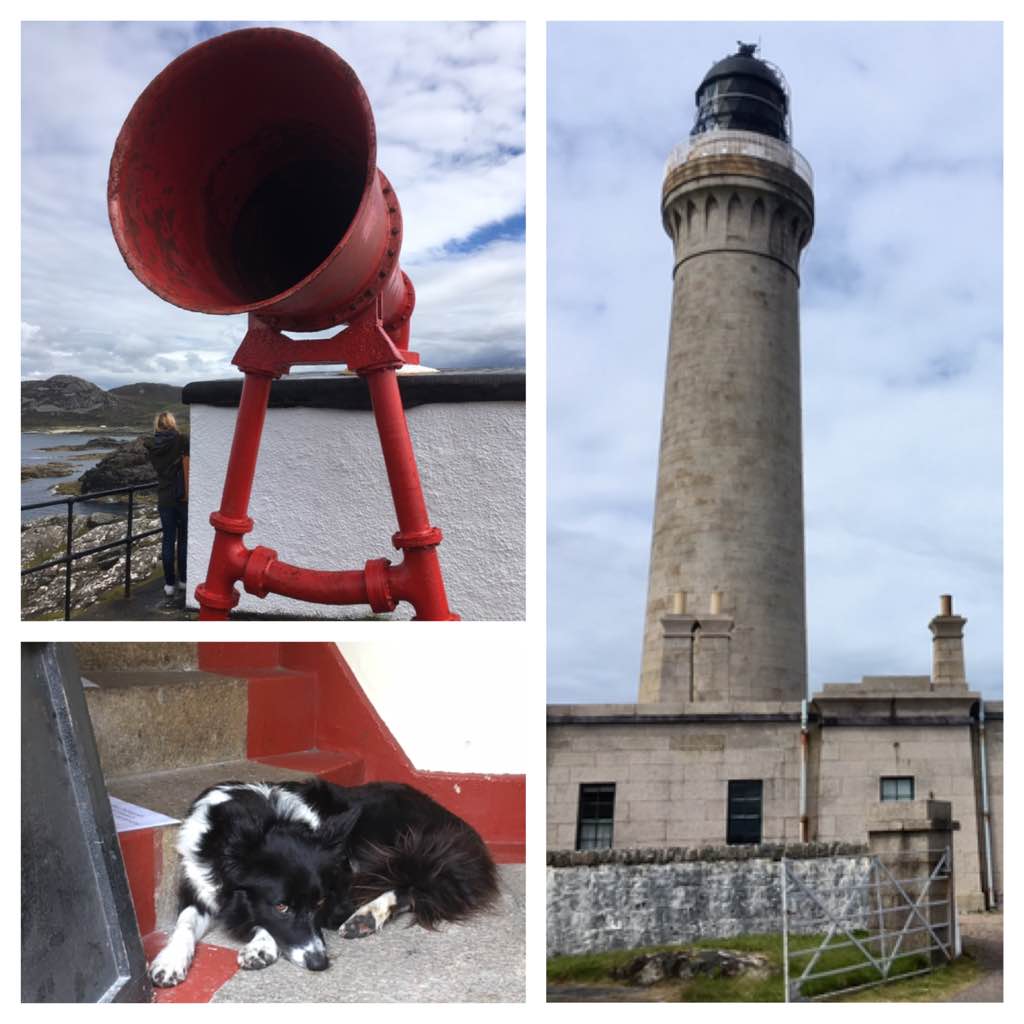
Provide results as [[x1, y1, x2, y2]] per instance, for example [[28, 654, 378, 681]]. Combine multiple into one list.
[[207, 864, 524, 1003], [76, 575, 365, 621], [948, 912, 1002, 1002], [77, 575, 192, 620]]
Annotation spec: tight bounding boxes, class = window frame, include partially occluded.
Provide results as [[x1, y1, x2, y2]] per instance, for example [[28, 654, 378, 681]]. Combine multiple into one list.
[[879, 776, 915, 802], [575, 782, 616, 851], [726, 778, 764, 845]]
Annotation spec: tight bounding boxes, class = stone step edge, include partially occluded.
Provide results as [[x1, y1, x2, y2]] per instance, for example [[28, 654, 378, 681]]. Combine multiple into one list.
[[106, 749, 366, 798], [75, 642, 200, 674], [83, 667, 315, 688], [82, 669, 250, 690]]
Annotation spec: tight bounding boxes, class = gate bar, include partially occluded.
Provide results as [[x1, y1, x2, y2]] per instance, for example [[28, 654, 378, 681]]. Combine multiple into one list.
[[781, 857, 790, 1003]]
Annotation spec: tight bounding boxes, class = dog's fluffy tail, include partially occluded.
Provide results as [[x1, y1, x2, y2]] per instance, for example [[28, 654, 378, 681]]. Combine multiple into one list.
[[351, 823, 499, 929]]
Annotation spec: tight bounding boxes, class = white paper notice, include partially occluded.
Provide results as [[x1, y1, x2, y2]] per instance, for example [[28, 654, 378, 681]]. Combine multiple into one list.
[[109, 796, 179, 833]]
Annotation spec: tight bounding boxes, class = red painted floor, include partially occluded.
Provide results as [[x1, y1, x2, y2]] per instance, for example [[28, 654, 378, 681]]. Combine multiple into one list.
[[143, 932, 239, 1003]]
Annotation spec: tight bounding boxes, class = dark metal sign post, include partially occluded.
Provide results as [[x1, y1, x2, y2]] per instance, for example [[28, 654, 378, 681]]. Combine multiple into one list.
[[21, 643, 151, 1003]]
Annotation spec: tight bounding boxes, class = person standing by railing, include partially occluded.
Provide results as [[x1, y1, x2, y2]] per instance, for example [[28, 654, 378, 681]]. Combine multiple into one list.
[[143, 412, 189, 598]]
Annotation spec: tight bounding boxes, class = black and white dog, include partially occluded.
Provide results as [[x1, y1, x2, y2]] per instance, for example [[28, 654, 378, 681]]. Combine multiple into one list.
[[148, 778, 498, 986]]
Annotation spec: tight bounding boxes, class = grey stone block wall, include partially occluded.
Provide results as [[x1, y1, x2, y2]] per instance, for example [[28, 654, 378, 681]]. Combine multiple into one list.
[[547, 845, 871, 957], [548, 700, 997, 913]]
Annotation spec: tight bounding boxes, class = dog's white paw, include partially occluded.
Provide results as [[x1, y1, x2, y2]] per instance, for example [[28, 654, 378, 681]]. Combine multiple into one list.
[[238, 947, 277, 970], [341, 910, 379, 939], [149, 950, 190, 987], [238, 928, 279, 970], [341, 891, 397, 939]]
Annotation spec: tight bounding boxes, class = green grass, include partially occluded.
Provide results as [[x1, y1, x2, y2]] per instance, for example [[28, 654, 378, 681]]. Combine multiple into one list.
[[548, 932, 979, 1003], [836, 955, 982, 1001]]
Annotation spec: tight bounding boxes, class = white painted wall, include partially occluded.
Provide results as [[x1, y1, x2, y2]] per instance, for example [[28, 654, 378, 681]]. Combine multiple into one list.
[[186, 397, 524, 620], [337, 641, 526, 774]]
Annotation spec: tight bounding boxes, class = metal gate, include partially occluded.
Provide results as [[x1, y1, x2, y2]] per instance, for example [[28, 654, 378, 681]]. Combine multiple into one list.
[[781, 849, 958, 1002]]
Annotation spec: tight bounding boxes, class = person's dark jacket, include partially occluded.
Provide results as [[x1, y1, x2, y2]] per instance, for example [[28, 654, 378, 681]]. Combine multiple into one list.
[[143, 430, 190, 508]]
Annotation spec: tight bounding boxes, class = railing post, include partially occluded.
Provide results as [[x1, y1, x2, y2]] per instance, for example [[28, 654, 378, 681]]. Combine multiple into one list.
[[64, 502, 73, 621], [124, 487, 134, 601]]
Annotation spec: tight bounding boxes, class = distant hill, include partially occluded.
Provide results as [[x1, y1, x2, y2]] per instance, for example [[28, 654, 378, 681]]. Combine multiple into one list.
[[22, 374, 189, 432], [108, 382, 184, 403]]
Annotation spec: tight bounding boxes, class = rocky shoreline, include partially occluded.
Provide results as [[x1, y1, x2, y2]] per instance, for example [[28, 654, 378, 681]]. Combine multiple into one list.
[[23, 435, 156, 497], [21, 435, 168, 618], [37, 434, 127, 452], [78, 437, 156, 493], [21, 507, 164, 619], [22, 461, 75, 481]]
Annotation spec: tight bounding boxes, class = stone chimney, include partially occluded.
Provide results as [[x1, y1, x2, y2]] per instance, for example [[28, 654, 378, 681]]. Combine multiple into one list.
[[659, 592, 696, 702], [928, 594, 967, 688], [657, 591, 734, 703]]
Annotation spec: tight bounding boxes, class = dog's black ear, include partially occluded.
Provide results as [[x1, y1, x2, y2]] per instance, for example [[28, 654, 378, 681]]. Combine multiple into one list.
[[320, 806, 362, 851]]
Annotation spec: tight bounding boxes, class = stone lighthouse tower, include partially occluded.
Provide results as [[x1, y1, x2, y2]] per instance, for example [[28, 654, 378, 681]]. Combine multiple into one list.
[[639, 44, 814, 705]]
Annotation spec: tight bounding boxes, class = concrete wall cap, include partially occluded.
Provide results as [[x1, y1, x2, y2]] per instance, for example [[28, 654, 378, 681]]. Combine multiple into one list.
[[547, 840, 869, 868]]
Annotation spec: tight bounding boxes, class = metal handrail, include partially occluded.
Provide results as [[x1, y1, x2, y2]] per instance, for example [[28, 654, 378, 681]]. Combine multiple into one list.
[[664, 129, 813, 188], [22, 481, 160, 620]]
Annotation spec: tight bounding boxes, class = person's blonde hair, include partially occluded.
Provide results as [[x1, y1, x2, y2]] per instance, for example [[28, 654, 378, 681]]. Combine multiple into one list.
[[154, 411, 178, 432]]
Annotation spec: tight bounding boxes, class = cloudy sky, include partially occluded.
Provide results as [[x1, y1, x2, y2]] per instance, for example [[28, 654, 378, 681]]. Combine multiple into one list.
[[548, 22, 1003, 702], [21, 21, 525, 389]]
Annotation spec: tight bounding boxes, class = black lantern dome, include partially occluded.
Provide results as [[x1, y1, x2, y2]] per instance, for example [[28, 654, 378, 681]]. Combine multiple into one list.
[[691, 42, 789, 141]]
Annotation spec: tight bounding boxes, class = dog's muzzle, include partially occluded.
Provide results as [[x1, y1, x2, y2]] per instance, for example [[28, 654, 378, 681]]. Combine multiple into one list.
[[304, 949, 329, 971]]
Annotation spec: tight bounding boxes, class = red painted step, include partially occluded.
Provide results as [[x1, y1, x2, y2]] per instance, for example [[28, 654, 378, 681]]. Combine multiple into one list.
[[142, 932, 238, 1004]]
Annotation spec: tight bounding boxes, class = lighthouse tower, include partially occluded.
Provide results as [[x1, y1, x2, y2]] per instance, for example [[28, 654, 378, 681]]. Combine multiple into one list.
[[639, 44, 814, 705]]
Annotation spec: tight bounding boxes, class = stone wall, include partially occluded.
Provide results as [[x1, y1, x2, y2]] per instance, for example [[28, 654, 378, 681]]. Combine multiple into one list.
[[547, 842, 871, 957], [548, 693, 996, 912], [547, 710, 803, 850]]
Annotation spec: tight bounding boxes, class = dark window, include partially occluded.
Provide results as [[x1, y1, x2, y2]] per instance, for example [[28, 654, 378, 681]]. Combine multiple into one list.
[[727, 779, 763, 844], [880, 776, 915, 802], [576, 783, 615, 850]]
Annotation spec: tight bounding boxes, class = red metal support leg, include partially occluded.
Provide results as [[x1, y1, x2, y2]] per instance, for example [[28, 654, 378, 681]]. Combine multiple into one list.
[[364, 368, 458, 620], [194, 371, 274, 620], [194, 311, 456, 621]]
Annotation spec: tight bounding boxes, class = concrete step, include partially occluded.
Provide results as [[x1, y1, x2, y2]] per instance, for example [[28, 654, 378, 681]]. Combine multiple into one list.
[[112, 752, 366, 933], [76, 642, 199, 672], [84, 665, 321, 778], [141, 863, 525, 1004], [85, 670, 250, 778]]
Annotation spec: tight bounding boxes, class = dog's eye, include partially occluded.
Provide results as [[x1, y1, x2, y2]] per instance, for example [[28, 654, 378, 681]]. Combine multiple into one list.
[[316, 897, 326, 908], [274, 903, 289, 914]]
